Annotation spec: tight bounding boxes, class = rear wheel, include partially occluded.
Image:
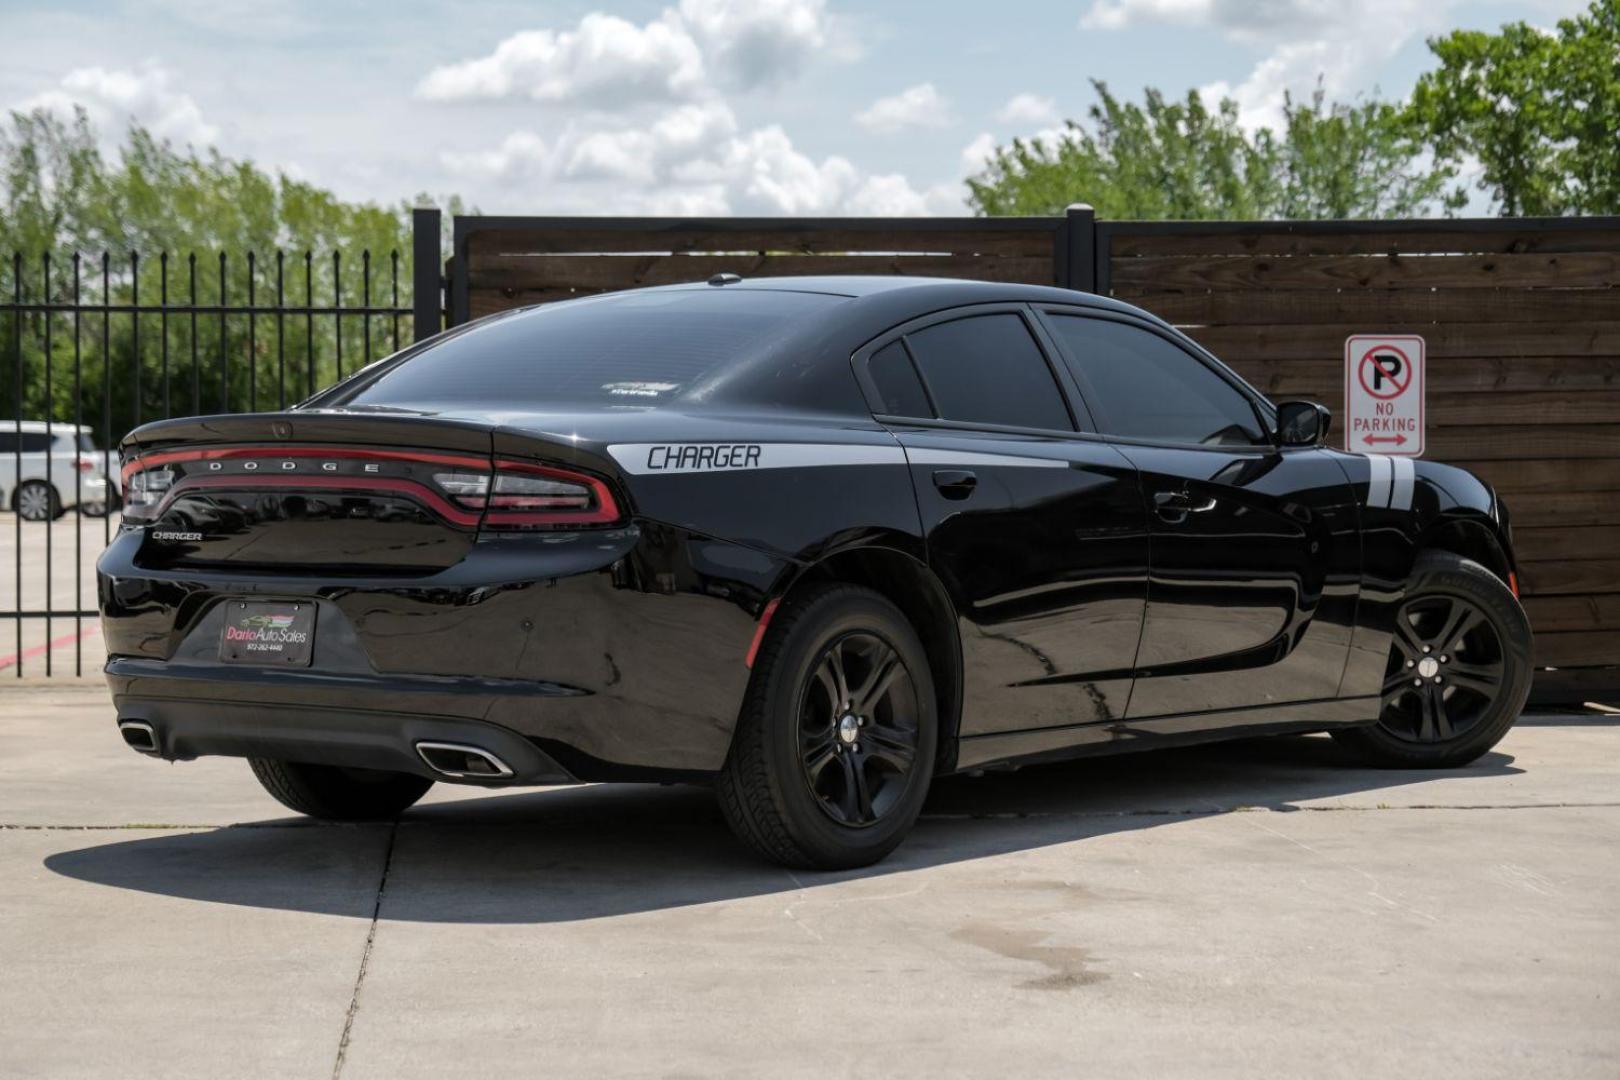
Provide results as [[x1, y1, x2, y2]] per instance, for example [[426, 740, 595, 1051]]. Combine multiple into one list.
[[248, 758, 433, 820], [717, 584, 937, 870], [15, 480, 62, 522], [1333, 552, 1531, 768]]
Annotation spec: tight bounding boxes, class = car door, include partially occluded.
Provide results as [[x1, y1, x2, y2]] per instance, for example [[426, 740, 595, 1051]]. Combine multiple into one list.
[[854, 305, 1150, 737], [1037, 309, 1361, 719]]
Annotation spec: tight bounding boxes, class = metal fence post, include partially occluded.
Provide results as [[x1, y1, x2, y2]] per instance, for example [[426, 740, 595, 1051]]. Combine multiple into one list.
[[1063, 204, 1096, 293], [411, 207, 442, 342]]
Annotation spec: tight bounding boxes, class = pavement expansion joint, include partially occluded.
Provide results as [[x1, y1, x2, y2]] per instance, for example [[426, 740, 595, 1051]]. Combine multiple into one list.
[[331, 821, 397, 1080]]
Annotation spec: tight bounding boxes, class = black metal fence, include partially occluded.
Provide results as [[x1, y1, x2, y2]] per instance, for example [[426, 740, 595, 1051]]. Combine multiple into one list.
[[2, 209, 443, 676]]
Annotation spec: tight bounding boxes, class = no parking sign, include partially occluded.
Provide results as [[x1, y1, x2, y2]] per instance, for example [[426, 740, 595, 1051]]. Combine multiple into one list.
[[1345, 335, 1424, 456]]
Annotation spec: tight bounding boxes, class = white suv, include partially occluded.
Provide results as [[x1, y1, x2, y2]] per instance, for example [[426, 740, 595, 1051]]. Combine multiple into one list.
[[1, 422, 117, 521]]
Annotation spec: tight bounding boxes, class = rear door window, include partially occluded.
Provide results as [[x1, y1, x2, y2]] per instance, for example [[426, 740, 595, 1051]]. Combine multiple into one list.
[[900, 314, 1073, 431]]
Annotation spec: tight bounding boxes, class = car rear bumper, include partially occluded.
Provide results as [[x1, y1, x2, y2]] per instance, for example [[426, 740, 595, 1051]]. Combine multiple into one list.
[[98, 520, 789, 781], [109, 669, 576, 785]]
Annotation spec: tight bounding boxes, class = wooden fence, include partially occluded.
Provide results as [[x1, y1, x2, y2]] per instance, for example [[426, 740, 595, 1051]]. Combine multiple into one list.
[[446, 211, 1620, 698]]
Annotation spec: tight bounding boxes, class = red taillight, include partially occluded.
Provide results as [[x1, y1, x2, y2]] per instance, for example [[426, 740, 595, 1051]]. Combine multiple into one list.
[[430, 461, 619, 527], [481, 461, 620, 528], [74, 456, 94, 473], [118, 446, 621, 530], [120, 460, 175, 523]]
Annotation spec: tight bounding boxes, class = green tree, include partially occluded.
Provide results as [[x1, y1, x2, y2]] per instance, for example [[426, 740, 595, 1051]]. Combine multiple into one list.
[[1268, 90, 1464, 218], [968, 81, 1458, 219], [1410, 0, 1620, 215], [1, 108, 462, 442]]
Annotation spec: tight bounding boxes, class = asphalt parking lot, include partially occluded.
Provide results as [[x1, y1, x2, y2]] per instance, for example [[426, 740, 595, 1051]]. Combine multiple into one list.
[[2, 683, 1616, 1079]]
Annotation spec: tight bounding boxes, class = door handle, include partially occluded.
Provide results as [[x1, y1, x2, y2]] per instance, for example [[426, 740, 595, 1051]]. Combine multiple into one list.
[[932, 469, 977, 500], [1154, 490, 1217, 521]]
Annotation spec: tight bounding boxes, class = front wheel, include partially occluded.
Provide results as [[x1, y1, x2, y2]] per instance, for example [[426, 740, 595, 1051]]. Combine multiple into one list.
[[1333, 552, 1532, 768], [248, 758, 433, 820], [717, 584, 937, 870], [14, 480, 62, 522]]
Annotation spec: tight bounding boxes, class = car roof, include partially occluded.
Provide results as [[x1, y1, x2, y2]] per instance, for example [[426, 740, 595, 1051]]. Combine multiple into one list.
[[660, 274, 1149, 314], [6, 421, 90, 433]]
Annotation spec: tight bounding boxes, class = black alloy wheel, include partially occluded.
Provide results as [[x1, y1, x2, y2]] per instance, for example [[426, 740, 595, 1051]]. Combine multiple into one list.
[[1333, 551, 1531, 769], [716, 583, 938, 870], [1380, 593, 1507, 744], [798, 631, 922, 828]]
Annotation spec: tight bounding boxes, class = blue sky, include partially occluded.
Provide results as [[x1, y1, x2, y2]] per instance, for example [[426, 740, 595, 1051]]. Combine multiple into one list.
[[0, 0, 1591, 214]]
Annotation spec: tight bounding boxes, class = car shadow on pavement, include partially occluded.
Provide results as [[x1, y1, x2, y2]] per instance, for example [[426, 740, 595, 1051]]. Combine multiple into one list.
[[45, 732, 1522, 924]]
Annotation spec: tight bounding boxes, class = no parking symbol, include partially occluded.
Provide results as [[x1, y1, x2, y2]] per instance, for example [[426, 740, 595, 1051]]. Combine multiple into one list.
[[1345, 334, 1424, 456]]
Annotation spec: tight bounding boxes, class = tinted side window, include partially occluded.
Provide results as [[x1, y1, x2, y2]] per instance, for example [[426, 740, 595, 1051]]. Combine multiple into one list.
[[19, 433, 52, 452], [0, 434, 14, 453], [904, 314, 1072, 431], [1047, 316, 1263, 446], [867, 341, 933, 417]]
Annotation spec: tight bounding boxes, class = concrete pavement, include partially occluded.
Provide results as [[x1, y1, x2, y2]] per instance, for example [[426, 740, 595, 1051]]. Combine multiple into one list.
[[2, 683, 1617, 1078]]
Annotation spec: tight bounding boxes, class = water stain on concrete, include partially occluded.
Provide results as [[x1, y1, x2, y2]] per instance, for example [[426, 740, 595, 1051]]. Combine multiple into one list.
[[950, 923, 1107, 991]]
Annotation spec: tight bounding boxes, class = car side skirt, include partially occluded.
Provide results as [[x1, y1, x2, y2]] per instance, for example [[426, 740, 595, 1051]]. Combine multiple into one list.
[[952, 695, 1379, 772]]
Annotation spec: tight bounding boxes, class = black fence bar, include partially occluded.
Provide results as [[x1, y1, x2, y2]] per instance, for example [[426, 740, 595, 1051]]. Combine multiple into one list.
[[1, 237, 422, 676], [412, 208, 442, 341], [10, 252, 18, 678]]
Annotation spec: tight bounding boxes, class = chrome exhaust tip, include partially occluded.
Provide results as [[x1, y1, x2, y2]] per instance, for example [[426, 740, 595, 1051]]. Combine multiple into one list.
[[118, 720, 160, 755], [415, 741, 515, 780]]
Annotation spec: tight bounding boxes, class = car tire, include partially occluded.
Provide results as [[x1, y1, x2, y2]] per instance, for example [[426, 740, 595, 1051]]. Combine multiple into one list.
[[248, 758, 433, 820], [1332, 551, 1532, 768], [716, 583, 938, 870], [14, 480, 63, 522]]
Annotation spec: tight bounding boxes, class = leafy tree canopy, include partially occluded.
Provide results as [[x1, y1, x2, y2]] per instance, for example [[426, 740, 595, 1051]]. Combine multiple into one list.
[[967, 81, 1462, 219], [1410, 0, 1620, 215], [1, 106, 458, 260]]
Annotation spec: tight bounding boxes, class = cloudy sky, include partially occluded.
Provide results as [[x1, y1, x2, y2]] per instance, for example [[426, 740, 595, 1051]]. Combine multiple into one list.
[[0, 0, 1588, 216]]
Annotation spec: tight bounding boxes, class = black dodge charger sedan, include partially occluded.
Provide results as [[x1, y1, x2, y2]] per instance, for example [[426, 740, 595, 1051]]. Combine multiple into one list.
[[99, 276, 1532, 868]]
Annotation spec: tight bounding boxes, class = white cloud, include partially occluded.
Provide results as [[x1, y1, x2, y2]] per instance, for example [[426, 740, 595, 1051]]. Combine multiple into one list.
[[564, 101, 738, 184], [854, 83, 952, 134], [415, 13, 705, 108], [416, 0, 834, 108], [1078, 0, 1458, 130], [960, 132, 999, 175], [677, 0, 829, 88], [18, 64, 217, 146], [440, 100, 951, 216], [996, 93, 1059, 126], [439, 132, 549, 184], [1079, 0, 1336, 38]]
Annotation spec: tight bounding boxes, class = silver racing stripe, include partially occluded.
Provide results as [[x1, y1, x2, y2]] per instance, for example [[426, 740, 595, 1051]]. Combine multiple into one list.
[[903, 448, 1070, 469], [607, 442, 906, 475], [1389, 455, 1415, 511], [1365, 453, 1393, 509]]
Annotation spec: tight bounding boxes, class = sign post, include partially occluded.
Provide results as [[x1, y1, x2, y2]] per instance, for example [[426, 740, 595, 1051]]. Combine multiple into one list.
[[1345, 334, 1425, 456]]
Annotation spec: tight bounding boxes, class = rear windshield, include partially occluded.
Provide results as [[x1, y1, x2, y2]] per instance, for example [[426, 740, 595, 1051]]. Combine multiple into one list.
[[333, 288, 845, 410]]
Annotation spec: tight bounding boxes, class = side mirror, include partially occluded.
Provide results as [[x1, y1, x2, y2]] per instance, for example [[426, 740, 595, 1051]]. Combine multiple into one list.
[[1275, 400, 1332, 447]]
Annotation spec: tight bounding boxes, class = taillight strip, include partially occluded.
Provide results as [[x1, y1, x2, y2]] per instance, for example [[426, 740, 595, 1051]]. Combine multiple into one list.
[[483, 459, 622, 526], [122, 445, 491, 485], [155, 474, 484, 527]]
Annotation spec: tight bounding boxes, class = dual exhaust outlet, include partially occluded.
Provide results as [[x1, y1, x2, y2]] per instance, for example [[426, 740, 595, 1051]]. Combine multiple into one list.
[[117, 721, 514, 781]]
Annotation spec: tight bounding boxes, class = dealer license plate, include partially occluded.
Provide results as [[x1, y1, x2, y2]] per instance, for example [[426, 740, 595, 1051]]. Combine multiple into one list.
[[219, 600, 317, 666]]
